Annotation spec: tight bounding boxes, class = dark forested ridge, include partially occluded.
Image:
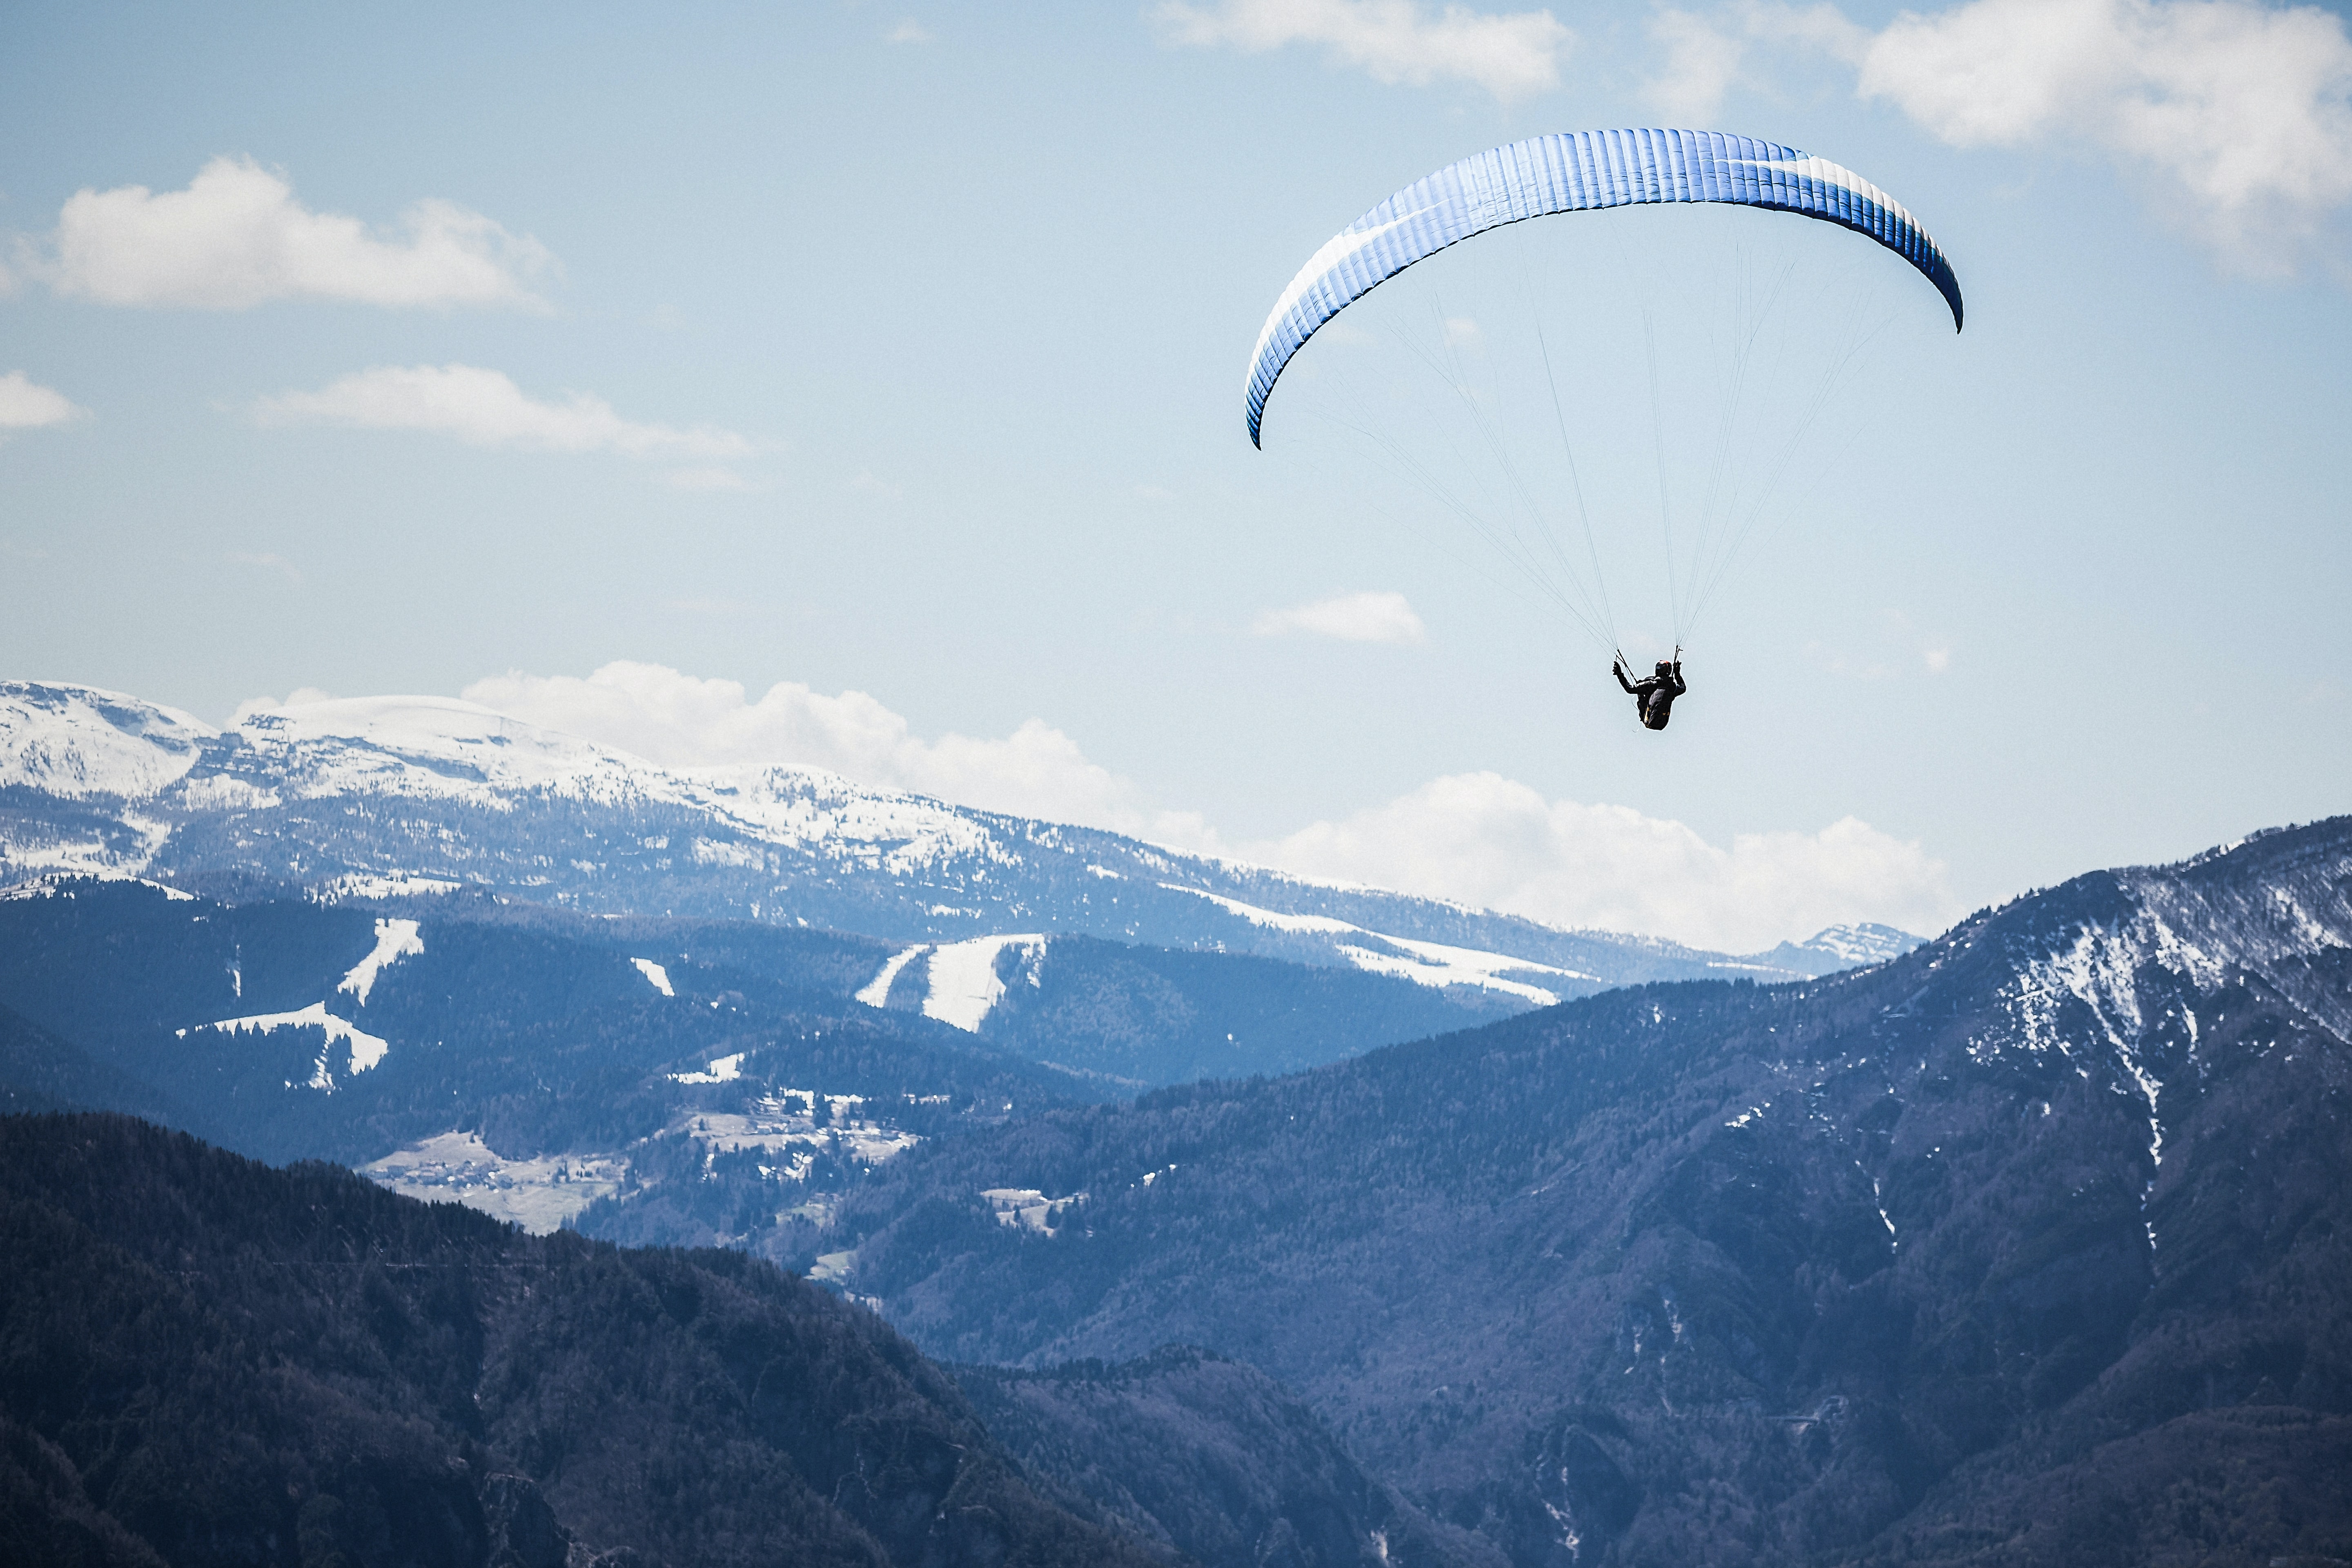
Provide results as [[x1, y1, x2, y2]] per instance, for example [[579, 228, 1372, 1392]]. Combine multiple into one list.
[[0, 1112, 1163, 1568], [819, 818, 2352, 1567], [958, 1345, 1504, 1568]]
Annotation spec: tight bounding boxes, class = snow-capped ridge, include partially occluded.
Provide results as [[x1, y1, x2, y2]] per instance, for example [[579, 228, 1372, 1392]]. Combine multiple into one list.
[[1914, 817, 2352, 1196], [0, 681, 214, 800], [1, 676, 1916, 993]]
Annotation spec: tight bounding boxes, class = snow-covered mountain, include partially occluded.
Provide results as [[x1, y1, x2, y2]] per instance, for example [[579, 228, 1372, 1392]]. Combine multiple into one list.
[[0, 679, 1904, 996]]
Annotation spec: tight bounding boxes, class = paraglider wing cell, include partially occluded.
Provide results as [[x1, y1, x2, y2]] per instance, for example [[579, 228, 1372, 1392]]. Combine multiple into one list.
[[1244, 128, 1964, 447]]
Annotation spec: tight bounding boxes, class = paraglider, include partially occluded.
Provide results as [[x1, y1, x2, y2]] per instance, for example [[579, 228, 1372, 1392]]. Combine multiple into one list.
[[1243, 128, 1962, 731], [1615, 655, 1687, 731]]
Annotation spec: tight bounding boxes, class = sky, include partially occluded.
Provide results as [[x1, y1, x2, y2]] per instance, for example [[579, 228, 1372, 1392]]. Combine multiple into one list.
[[2, 0, 2348, 951]]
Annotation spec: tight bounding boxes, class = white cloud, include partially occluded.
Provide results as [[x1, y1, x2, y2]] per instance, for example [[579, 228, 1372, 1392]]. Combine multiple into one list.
[[887, 19, 934, 43], [461, 662, 1217, 846], [1154, 0, 1574, 100], [1644, 8, 1757, 119], [25, 156, 551, 310], [1633, 2, 1875, 120], [1247, 772, 1958, 950], [229, 686, 332, 725], [1675, 0, 2352, 273], [254, 364, 753, 461], [1855, 0, 2352, 268], [0, 370, 87, 429], [1254, 589, 1429, 644], [456, 660, 1953, 949]]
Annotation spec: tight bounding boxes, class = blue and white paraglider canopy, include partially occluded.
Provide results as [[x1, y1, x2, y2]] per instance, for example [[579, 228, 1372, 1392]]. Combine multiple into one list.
[[1245, 129, 1962, 448]]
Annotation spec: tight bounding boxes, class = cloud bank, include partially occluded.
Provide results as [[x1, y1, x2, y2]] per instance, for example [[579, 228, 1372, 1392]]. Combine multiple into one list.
[[22, 156, 551, 310], [1862, 0, 2352, 267], [455, 660, 1957, 950], [1154, 0, 1573, 99], [1253, 590, 1428, 644], [1649, 0, 2352, 273], [255, 364, 751, 463], [0, 371, 86, 430], [1256, 773, 1955, 951]]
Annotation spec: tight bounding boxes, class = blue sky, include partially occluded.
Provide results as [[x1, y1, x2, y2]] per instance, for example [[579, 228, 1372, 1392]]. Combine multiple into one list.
[[2, 0, 2347, 949]]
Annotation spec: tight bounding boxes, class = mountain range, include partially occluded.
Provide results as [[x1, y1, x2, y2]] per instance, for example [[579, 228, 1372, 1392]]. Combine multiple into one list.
[[5, 817, 2343, 1566], [814, 815, 2352, 1566], [0, 679, 1914, 1000], [9, 677, 2342, 1566]]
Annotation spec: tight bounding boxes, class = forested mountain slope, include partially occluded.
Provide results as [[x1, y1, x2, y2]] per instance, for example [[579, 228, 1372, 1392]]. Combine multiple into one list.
[[0, 1113, 1165, 1568], [958, 1346, 1505, 1568], [818, 818, 2352, 1567], [0, 876, 1571, 1263]]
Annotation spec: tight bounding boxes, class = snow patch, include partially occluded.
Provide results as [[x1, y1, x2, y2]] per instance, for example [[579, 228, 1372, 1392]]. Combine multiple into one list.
[[1340, 933, 1584, 1004], [182, 1000, 390, 1089], [672, 1051, 742, 1084], [1164, 883, 1358, 934], [855, 943, 927, 1008], [630, 957, 674, 997], [1165, 882, 1579, 1001], [922, 935, 1045, 1032], [337, 918, 423, 1006]]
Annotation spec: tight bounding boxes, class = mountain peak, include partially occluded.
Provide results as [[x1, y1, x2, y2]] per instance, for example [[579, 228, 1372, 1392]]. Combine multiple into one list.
[[0, 680, 216, 800]]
